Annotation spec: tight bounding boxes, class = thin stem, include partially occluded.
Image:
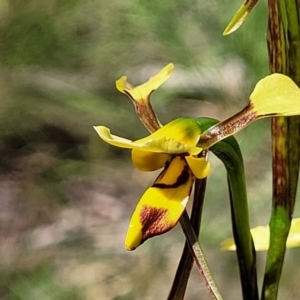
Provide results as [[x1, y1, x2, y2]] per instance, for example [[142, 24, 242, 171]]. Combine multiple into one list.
[[167, 245, 192, 300], [179, 210, 223, 300], [262, 0, 300, 298], [167, 178, 207, 300], [211, 136, 258, 300]]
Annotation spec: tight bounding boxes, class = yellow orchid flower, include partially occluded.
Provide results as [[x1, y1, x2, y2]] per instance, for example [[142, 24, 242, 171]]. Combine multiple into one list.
[[94, 117, 211, 250], [98, 64, 211, 250], [116, 63, 174, 133], [95, 62, 300, 252], [221, 218, 300, 251]]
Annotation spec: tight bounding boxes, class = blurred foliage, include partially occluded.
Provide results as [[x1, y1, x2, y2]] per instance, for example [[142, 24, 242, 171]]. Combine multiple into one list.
[[0, 266, 83, 300], [0, 0, 299, 299]]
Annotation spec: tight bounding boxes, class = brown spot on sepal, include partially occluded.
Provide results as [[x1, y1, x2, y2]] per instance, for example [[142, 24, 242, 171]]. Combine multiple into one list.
[[139, 205, 174, 242]]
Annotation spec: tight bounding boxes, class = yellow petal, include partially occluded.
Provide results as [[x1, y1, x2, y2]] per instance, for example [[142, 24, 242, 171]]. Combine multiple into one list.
[[115, 76, 133, 94], [93, 126, 136, 149], [134, 118, 202, 155], [125, 156, 194, 250], [250, 73, 300, 117], [220, 238, 237, 251], [198, 74, 300, 149], [221, 217, 300, 251], [94, 122, 202, 155], [115, 63, 174, 102], [286, 218, 300, 248], [185, 156, 211, 179], [131, 149, 171, 171], [223, 0, 258, 35], [221, 226, 269, 251], [133, 135, 201, 155]]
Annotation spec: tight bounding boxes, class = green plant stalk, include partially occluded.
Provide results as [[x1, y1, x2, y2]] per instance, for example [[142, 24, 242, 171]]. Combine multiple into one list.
[[263, 1, 300, 299], [198, 118, 258, 300], [211, 138, 258, 300], [167, 178, 207, 300]]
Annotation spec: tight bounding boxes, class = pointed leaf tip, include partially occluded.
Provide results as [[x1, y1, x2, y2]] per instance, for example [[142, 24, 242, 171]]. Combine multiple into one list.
[[223, 0, 259, 35]]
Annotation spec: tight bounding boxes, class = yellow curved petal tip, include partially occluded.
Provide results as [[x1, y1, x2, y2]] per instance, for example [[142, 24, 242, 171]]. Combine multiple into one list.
[[116, 76, 131, 94], [154, 63, 174, 84], [115, 63, 174, 102], [93, 126, 134, 149], [125, 224, 143, 251]]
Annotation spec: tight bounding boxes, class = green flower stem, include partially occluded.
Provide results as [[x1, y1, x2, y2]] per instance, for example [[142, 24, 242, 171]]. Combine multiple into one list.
[[168, 178, 207, 300], [211, 138, 258, 300], [179, 210, 223, 300], [167, 244, 192, 300], [197, 117, 258, 300], [263, 1, 300, 299]]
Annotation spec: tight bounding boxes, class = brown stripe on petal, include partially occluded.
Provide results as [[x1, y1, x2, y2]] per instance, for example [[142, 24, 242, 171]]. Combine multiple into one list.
[[124, 90, 161, 133], [199, 102, 257, 148], [153, 165, 190, 189], [140, 205, 172, 241]]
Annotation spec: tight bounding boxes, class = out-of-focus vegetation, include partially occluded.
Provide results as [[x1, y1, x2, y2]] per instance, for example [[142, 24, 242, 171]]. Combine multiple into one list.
[[0, 0, 299, 299]]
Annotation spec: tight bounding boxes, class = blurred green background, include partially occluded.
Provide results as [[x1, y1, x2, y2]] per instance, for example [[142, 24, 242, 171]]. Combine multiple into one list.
[[0, 0, 299, 299]]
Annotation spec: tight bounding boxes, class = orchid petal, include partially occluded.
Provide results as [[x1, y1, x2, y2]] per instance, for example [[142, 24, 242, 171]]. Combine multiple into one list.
[[116, 63, 174, 102], [185, 156, 211, 179], [94, 125, 200, 155], [93, 126, 136, 149], [94, 118, 203, 155], [115, 76, 133, 94], [131, 149, 171, 172], [125, 156, 194, 250], [287, 218, 300, 248], [221, 218, 300, 251], [115, 64, 173, 132], [198, 74, 300, 148], [134, 117, 202, 155], [133, 135, 201, 155], [221, 226, 269, 251], [250, 73, 300, 117]]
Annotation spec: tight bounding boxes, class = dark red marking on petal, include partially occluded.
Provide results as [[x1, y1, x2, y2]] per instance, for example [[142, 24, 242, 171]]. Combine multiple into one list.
[[140, 205, 172, 241], [153, 165, 190, 189]]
